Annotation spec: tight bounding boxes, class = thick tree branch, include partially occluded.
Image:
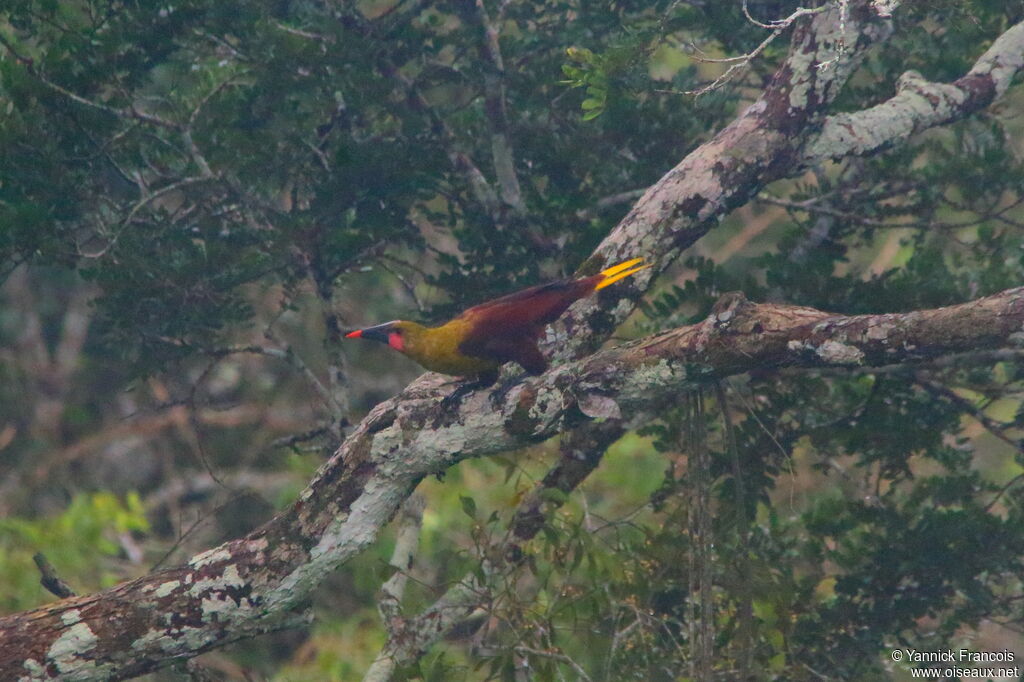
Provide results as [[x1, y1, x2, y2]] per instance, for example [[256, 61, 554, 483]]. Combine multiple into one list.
[[3, 286, 1023, 679], [363, 495, 426, 682], [546, 0, 895, 363], [4, 5, 1023, 678], [362, 422, 625, 674], [549, 8, 1023, 366], [803, 20, 1024, 164]]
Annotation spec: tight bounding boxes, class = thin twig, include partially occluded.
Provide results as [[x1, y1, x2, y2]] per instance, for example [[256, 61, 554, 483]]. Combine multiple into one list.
[[0, 33, 180, 130], [683, 3, 829, 96], [222, 339, 345, 418], [915, 377, 1024, 513], [377, 259, 427, 314], [576, 188, 649, 220], [150, 490, 258, 571], [514, 646, 594, 682], [273, 21, 331, 42], [757, 192, 1017, 231], [917, 377, 1023, 455], [33, 553, 76, 599], [269, 426, 331, 452]]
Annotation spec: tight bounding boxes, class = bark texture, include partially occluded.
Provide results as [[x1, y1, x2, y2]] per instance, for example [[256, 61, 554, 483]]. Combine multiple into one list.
[[3, 287, 1024, 680], [3, 2, 1024, 679]]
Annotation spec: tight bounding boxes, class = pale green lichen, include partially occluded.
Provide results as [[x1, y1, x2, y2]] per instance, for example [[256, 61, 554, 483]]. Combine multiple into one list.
[[60, 609, 82, 626], [154, 580, 181, 598], [815, 340, 865, 365], [628, 359, 679, 394], [46, 621, 98, 675], [265, 476, 409, 613], [21, 657, 45, 681], [189, 547, 231, 569]]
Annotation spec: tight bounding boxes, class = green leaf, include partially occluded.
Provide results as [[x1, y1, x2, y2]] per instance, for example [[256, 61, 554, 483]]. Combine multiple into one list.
[[460, 495, 477, 519]]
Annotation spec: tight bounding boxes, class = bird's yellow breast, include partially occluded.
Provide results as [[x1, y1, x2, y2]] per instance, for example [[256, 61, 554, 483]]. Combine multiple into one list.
[[404, 318, 499, 376]]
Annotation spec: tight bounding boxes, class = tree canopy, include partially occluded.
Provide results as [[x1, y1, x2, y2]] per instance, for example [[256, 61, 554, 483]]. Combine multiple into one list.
[[1, 0, 1024, 679]]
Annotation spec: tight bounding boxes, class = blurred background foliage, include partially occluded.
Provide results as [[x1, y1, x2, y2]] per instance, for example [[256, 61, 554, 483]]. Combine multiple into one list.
[[1, 0, 1024, 679]]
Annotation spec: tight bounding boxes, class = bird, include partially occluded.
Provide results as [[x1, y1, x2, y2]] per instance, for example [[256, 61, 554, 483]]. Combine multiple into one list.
[[344, 257, 649, 402]]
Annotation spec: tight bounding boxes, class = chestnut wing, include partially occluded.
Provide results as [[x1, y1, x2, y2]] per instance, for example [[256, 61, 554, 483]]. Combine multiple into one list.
[[458, 332, 548, 375], [455, 278, 594, 373], [458, 279, 592, 332]]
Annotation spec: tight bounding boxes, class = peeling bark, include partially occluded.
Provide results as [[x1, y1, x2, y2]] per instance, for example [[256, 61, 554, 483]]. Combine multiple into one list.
[[3, 286, 1023, 680], [3, 4, 1024, 678], [362, 422, 626, 675], [803, 21, 1024, 164], [548, 0, 896, 363]]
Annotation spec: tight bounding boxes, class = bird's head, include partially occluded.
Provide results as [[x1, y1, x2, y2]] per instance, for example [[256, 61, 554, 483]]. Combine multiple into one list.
[[344, 320, 424, 354]]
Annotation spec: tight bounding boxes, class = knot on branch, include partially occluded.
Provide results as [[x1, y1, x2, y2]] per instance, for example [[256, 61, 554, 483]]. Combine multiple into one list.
[[708, 291, 759, 333], [896, 69, 928, 92], [692, 291, 757, 352], [871, 0, 899, 18], [896, 70, 962, 110], [709, 291, 750, 321]]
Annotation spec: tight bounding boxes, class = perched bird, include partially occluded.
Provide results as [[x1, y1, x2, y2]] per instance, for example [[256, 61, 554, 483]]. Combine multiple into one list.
[[344, 258, 649, 394]]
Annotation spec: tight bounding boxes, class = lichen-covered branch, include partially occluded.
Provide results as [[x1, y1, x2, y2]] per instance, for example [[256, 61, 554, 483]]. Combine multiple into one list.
[[3, 5, 1022, 678], [361, 422, 625, 674], [363, 495, 426, 682], [547, 0, 896, 363], [3, 285, 1023, 680], [803, 19, 1024, 164], [550, 7, 1023, 365]]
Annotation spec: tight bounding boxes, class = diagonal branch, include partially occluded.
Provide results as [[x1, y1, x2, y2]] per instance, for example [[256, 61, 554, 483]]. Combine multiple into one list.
[[361, 422, 624, 676], [363, 494, 426, 682], [916, 377, 1024, 455], [2, 285, 1023, 679], [387, 66, 502, 215], [544, 0, 896, 364], [0, 32, 181, 131], [336, 5, 504, 220], [4, 6, 1024, 678], [548, 8, 1023, 367], [802, 20, 1024, 164]]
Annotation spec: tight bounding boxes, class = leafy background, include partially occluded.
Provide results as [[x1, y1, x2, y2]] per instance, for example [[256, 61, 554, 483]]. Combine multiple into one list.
[[1, 0, 1024, 679]]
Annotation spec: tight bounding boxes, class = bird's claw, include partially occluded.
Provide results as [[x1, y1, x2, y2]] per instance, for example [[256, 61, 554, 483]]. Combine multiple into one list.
[[440, 373, 498, 413], [440, 385, 471, 412], [488, 372, 524, 408]]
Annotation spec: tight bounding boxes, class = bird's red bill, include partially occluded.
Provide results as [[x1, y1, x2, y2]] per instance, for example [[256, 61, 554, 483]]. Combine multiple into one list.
[[344, 330, 363, 339]]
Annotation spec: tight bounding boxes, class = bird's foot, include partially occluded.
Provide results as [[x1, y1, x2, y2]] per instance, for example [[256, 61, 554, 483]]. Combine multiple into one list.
[[440, 381, 477, 412], [488, 372, 525, 409], [440, 372, 500, 413]]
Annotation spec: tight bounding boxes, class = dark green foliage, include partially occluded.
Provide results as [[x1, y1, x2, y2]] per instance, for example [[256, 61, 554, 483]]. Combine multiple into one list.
[[2, 0, 1024, 679]]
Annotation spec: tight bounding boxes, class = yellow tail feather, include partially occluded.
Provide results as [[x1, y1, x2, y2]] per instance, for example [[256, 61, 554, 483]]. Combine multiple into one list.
[[595, 257, 651, 290]]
